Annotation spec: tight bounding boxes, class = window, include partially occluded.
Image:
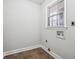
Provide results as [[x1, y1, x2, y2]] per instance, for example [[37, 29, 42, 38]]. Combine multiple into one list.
[[46, 0, 66, 28]]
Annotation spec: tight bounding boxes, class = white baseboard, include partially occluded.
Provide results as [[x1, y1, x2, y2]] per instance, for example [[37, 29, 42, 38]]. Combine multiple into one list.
[[3, 45, 41, 57], [40, 45, 63, 59], [4, 44, 63, 59]]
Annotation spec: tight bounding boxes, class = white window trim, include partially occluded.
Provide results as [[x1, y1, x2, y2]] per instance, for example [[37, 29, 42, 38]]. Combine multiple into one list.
[[45, 0, 66, 28]]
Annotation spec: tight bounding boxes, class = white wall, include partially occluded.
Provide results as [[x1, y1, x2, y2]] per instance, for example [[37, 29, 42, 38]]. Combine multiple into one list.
[[4, 0, 75, 59], [3, 0, 41, 52], [40, 0, 75, 59]]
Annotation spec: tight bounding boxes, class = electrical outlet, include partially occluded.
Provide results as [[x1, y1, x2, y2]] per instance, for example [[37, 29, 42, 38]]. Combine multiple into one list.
[[46, 40, 48, 43], [48, 48, 51, 51]]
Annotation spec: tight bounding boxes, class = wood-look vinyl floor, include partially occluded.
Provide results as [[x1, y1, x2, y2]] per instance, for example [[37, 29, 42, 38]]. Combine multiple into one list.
[[4, 48, 55, 59]]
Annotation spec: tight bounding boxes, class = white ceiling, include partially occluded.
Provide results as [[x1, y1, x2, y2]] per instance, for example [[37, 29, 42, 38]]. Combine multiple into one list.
[[29, 0, 45, 4]]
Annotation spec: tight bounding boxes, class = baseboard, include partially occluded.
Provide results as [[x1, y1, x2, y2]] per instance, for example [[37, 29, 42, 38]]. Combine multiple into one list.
[[4, 44, 63, 59], [3, 44, 41, 57], [40, 45, 63, 59]]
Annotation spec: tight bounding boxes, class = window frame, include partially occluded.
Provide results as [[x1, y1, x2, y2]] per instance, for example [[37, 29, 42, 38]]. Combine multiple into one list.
[[45, 0, 66, 28]]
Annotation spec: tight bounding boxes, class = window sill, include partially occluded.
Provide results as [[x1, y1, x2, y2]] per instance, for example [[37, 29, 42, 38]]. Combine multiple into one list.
[[45, 26, 68, 30]]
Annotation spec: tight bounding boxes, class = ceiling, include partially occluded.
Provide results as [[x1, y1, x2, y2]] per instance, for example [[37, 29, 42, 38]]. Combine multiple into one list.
[[29, 0, 45, 4]]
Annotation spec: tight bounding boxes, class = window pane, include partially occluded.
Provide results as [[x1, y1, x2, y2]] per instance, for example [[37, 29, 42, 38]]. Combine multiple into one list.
[[47, 0, 64, 28], [50, 17, 53, 27], [48, 15, 58, 27], [52, 15, 58, 27], [49, 4, 58, 16], [57, 0, 64, 11], [58, 13, 64, 27], [48, 17, 50, 26]]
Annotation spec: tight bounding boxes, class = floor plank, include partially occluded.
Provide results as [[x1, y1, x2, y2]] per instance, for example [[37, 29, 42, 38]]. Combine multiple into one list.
[[4, 48, 55, 59]]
